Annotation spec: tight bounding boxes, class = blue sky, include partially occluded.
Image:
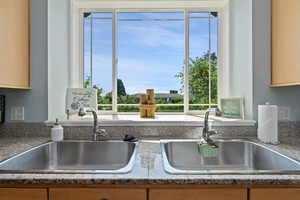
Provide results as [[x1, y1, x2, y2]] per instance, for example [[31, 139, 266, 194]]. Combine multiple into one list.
[[84, 12, 217, 95]]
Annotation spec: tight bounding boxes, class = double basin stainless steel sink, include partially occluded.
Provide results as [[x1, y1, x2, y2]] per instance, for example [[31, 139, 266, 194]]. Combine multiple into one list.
[[161, 139, 300, 174], [0, 140, 139, 174], [1, 138, 300, 175]]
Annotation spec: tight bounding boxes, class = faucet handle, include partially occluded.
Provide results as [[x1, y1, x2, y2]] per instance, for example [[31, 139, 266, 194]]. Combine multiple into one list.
[[202, 129, 217, 142], [92, 129, 107, 141], [207, 129, 217, 135], [97, 129, 108, 136]]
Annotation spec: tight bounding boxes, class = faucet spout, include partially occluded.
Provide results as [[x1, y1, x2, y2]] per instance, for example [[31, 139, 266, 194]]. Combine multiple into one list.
[[78, 107, 107, 141]]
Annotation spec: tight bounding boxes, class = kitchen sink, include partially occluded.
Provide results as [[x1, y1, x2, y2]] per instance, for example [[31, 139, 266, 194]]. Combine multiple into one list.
[[0, 140, 139, 174], [161, 139, 300, 174]]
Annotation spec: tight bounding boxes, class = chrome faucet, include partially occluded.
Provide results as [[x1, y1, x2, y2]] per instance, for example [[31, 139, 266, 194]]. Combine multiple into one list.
[[78, 107, 107, 141], [202, 108, 222, 144]]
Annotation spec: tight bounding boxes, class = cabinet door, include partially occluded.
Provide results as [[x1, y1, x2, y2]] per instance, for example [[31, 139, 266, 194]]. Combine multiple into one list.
[[271, 0, 300, 86], [49, 188, 147, 200], [250, 188, 300, 200], [0, 0, 30, 89], [149, 189, 247, 200], [0, 188, 47, 200]]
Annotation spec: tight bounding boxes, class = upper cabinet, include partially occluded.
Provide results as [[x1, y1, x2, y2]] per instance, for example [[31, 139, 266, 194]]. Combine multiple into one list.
[[0, 0, 30, 89], [271, 0, 300, 87]]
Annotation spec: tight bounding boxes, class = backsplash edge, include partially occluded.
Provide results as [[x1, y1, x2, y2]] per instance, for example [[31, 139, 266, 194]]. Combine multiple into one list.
[[0, 122, 299, 140]]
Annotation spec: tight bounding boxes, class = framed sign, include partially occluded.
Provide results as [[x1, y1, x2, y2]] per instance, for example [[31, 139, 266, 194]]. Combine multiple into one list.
[[65, 88, 97, 115], [220, 98, 244, 119]]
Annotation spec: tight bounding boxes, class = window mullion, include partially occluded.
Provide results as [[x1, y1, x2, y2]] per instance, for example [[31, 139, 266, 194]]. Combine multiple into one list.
[[208, 13, 212, 108], [90, 16, 93, 87], [112, 11, 118, 113], [184, 11, 189, 113]]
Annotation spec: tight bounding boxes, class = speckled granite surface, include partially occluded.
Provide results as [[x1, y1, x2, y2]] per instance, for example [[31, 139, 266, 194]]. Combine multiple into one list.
[[0, 121, 300, 186], [0, 136, 300, 185]]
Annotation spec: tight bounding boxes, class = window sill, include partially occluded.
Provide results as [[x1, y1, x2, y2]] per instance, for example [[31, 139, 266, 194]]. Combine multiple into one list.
[[45, 114, 256, 127]]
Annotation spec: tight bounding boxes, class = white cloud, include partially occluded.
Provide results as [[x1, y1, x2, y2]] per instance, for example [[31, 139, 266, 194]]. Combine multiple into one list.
[[118, 21, 184, 49]]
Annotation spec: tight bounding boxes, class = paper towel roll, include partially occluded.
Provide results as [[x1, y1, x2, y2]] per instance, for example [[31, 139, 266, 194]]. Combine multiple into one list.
[[257, 102, 279, 144]]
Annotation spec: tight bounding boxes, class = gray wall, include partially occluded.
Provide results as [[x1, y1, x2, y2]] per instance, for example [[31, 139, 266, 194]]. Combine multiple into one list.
[[0, 0, 48, 122], [252, 0, 300, 121], [1, 0, 300, 122]]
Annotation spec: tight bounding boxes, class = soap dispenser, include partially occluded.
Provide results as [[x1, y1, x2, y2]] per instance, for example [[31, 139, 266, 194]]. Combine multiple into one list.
[[51, 118, 64, 141]]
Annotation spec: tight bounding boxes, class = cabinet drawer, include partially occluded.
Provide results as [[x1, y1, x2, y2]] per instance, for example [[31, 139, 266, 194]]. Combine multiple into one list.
[[49, 188, 147, 200], [0, 188, 47, 200], [149, 188, 247, 200], [250, 188, 300, 200]]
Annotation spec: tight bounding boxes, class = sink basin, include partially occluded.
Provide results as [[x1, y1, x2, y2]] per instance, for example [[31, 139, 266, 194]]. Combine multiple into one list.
[[161, 139, 300, 174], [0, 140, 139, 174]]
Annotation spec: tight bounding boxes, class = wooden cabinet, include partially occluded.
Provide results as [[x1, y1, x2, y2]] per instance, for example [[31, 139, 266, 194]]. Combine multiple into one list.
[[0, 0, 30, 89], [49, 188, 147, 200], [250, 188, 300, 200], [0, 188, 47, 200], [271, 0, 300, 87], [1, 185, 300, 200], [149, 189, 247, 200]]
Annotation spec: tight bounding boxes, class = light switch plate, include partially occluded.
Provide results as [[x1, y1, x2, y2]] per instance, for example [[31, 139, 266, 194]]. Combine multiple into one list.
[[10, 107, 24, 121]]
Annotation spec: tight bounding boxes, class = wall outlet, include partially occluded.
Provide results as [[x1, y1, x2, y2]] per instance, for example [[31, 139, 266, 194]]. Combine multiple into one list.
[[278, 106, 291, 121], [10, 107, 25, 121]]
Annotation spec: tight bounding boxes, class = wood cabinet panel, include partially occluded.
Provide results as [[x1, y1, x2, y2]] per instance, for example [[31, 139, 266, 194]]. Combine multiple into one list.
[[271, 0, 300, 86], [149, 189, 247, 200], [0, 0, 30, 89], [49, 188, 147, 200], [250, 188, 300, 200], [0, 188, 47, 200]]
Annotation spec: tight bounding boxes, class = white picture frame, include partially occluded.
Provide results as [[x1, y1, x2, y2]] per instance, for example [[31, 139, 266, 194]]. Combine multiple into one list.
[[65, 88, 97, 115]]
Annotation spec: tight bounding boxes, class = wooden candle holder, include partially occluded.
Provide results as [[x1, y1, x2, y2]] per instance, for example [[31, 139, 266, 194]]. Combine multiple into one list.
[[139, 89, 156, 118]]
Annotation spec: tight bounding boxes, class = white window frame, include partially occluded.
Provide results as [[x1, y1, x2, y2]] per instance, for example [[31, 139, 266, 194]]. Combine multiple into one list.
[[69, 0, 230, 115]]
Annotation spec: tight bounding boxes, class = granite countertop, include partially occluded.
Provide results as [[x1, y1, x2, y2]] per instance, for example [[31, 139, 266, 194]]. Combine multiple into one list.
[[0, 136, 300, 185]]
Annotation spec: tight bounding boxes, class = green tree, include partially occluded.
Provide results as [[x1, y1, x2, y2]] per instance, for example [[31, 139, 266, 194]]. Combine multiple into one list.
[[170, 98, 183, 104], [84, 77, 136, 111], [117, 79, 126, 96], [175, 51, 218, 105], [117, 79, 126, 103], [103, 92, 112, 104], [116, 79, 136, 108], [83, 76, 104, 104]]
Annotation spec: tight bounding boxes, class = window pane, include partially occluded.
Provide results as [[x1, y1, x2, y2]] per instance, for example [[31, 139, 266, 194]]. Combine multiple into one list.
[[83, 14, 91, 83], [83, 11, 218, 113], [117, 12, 184, 112], [83, 12, 113, 111], [189, 12, 210, 18], [188, 12, 218, 111]]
